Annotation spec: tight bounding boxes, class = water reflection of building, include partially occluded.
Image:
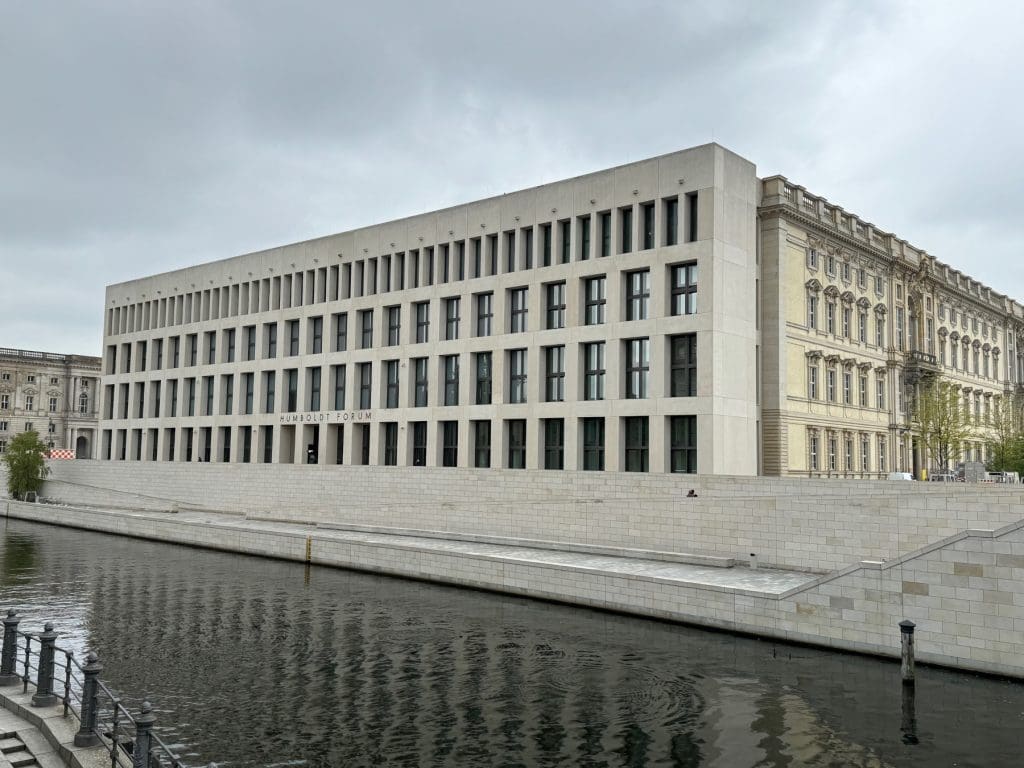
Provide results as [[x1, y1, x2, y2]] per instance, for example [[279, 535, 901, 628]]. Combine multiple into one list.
[[0, 347, 101, 458]]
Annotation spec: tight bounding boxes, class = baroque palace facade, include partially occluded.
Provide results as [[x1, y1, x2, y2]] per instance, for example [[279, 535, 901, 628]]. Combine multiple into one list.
[[0, 348, 102, 458], [95, 144, 1024, 476]]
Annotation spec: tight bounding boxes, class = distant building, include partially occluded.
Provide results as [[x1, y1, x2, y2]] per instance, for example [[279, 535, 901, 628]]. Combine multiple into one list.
[[94, 143, 1024, 476], [0, 348, 101, 458]]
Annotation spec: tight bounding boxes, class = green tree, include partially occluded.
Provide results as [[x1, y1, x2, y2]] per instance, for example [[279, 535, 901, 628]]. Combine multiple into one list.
[[988, 393, 1024, 475], [911, 379, 975, 471], [2, 430, 50, 500]]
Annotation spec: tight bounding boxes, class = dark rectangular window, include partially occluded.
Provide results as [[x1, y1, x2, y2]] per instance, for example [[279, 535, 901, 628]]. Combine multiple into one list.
[[541, 223, 552, 267], [626, 270, 650, 321], [670, 334, 697, 397], [671, 263, 698, 315], [559, 219, 570, 264], [360, 309, 373, 349], [412, 422, 427, 466], [311, 316, 323, 354], [332, 313, 348, 352], [475, 352, 492, 405], [508, 349, 527, 404], [153, 339, 163, 370], [414, 358, 428, 407], [222, 374, 233, 415], [169, 379, 178, 417], [472, 238, 482, 278], [476, 293, 493, 337], [543, 418, 564, 470], [262, 426, 273, 464], [664, 197, 679, 246], [383, 422, 398, 466], [599, 211, 611, 257], [488, 234, 498, 276], [624, 416, 649, 472], [358, 363, 371, 409], [332, 365, 346, 410], [415, 302, 430, 343], [203, 375, 214, 415], [425, 247, 435, 286], [264, 324, 277, 358], [288, 320, 300, 356], [545, 346, 564, 402], [263, 371, 275, 413], [441, 421, 458, 467], [387, 306, 401, 346], [584, 276, 606, 325], [245, 326, 257, 360], [445, 297, 460, 341], [171, 336, 180, 368], [241, 427, 251, 463], [206, 331, 216, 364], [286, 369, 298, 412], [642, 202, 655, 250], [509, 288, 528, 333], [225, 329, 236, 363], [670, 415, 697, 473], [243, 372, 254, 415], [507, 420, 526, 469], [385, 360, 399, 408], [308, 366, 321, 411], [578, 215, 591, 260], [443, 355, 459, 406], [582, 417, 605, 470], [522, 228, 533, 269], [584, 342, 605, 401], [188, 333, 198, 366], [473, 420, 491, 468], [620, 207, 633, 254], [546, 282, 566, 330], [505, 230, 516, 273], [686, 192, 698, 242], [625, 338, 650, 399]]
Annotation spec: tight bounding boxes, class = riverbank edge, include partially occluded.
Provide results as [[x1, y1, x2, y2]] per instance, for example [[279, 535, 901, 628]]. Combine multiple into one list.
[[5, 498, 1023, 681], [0, 686, 108, 768]]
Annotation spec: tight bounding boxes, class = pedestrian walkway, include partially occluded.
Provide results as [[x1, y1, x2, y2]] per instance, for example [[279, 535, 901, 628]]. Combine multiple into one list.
[[175, 509, 819, 595]]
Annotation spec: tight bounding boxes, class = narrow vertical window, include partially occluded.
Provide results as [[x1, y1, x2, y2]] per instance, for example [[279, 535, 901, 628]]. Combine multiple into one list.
[[625, 338, 650, 399], [626, 270, 650, 321], [546, 282, 566, 330], [543, 419, 564, 469], [544, 346, 565, 402], [641, 202, 655, 249], [620, 206, 633, 254], [664, 197, 679, 246], [671, 263, 697, 315], [623, 416, 649, 472], [669, 415, 697, 473]]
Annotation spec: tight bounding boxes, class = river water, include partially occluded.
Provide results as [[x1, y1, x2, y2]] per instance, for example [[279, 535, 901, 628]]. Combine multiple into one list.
[[1, 518, 1022, 767]]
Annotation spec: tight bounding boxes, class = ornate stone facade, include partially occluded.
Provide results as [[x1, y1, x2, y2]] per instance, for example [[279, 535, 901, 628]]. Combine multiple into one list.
[[759, 177, 1024, 477], [0, 348, 102, 458]]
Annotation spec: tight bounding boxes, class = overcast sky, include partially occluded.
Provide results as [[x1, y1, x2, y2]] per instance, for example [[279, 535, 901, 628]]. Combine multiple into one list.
[[2, 0, 1022, 355]]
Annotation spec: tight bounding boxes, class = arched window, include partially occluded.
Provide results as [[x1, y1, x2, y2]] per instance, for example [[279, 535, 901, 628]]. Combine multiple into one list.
[[78, 392, 89, 414]]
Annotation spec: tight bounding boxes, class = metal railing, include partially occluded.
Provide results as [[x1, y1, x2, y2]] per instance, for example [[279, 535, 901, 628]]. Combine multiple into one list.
[[0, 609, 217, 768]]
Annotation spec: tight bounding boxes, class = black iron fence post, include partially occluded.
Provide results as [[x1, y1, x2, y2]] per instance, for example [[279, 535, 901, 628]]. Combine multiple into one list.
[[132, 701, 156, 768], [0, 609, 20, 686], [31, 622, 59, 707], [74, 651, 103, 747]]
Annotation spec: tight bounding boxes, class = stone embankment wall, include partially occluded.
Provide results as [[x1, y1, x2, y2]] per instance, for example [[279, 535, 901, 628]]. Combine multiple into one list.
[[4, 497, 1023, 679], [19, 461, 1024, 573]]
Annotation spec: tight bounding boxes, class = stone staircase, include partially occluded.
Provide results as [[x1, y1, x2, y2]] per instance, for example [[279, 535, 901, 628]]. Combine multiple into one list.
[[0, 732, 39, 768]]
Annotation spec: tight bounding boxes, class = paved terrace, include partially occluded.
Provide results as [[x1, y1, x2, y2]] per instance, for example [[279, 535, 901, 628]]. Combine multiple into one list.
[[185, 509, 818, 594]]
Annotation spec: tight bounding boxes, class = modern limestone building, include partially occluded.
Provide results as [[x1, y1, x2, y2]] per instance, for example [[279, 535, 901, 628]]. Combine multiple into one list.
[[0, 347, 102, 458], [95, 143, 1024, 476]]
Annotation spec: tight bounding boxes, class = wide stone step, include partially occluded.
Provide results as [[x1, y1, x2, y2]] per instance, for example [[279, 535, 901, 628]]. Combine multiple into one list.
[[0, 736, 27, 754]]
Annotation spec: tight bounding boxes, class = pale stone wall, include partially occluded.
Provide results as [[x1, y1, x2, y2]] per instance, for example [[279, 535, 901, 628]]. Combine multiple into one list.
[[5, 497, 1023, 679], [19, 461, 1024, 573]]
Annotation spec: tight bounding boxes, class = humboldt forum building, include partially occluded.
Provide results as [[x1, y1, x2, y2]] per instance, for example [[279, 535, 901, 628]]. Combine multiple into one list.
[[97, 144, 1024, 477]]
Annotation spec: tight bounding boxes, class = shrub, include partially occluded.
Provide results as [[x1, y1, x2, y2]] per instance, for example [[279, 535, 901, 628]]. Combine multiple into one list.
[[2, 430, 50, 500]]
